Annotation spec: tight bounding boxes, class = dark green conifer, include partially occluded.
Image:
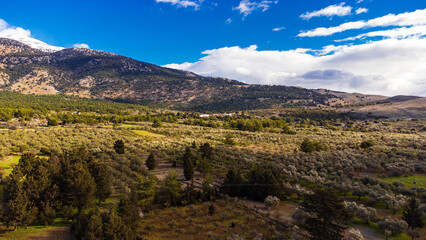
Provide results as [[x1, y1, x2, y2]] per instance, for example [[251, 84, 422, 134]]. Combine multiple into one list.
[[114, 140, 125, 154], [300, 188, 349, 240], [146, 152, 156, 170], [183, 147, 194, 181], [402, 197, 424, 229]]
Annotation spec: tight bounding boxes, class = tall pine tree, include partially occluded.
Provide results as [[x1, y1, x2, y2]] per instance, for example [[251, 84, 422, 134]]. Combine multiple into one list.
[[402, 197, 424, 230], [301, 188, 349, 240], [146, 152, 156, 170], [91, 162, 112, 206], [183, 147, 194, 181]]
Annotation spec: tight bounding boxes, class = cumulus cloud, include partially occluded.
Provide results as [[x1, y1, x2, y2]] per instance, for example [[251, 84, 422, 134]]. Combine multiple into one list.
[[299, 8, 426, 37], [164, 38, 426, 96], [233, 0, 278, 18], [155, 0, 201, 9], [0, 18, 63, 52], [73, 43, 90, 49], [272, 27, 285, 31], [300, 3, 352, 20], [355, 7, 368, 15]]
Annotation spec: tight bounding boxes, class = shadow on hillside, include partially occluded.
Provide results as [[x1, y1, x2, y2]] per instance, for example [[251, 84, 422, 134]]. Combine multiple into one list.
[[27, 227, 75, 240]]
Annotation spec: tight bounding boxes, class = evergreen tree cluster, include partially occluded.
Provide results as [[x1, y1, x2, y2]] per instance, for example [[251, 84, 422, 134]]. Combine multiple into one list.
[[72, 192, 139, 240], [221, 164, 286, 201], [0, 149, 112, 230]]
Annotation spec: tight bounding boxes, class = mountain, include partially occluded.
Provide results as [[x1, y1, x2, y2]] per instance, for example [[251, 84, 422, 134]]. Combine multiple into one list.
[[0, 33, 64, 52], [0, 37, 422, 113], [0, 38, 337, 111]]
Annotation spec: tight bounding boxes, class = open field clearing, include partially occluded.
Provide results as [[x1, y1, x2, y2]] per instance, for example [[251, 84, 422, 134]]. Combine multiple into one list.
[[0, 155, 21, 176], [380, 175, 426, 189], [0, 219, 74, 240]]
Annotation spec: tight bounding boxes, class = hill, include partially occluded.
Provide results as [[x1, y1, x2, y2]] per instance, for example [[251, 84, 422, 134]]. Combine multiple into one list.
[[0, 38, 337, 111]]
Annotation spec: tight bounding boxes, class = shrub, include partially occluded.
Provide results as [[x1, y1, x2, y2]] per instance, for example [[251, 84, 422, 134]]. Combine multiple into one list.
[[360, 140, 375, 149], [347, 228, 364, 240], [264, 196, 280, 208], [47, 118, 59, 126], [378, 217, 408, 235], [300, 138, 328, 153]]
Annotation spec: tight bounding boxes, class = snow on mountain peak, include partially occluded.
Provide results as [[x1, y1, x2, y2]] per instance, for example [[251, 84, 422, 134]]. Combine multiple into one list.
[[0, 19, 64, 52]]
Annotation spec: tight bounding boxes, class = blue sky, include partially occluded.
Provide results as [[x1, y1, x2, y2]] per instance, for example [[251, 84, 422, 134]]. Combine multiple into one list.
[[0, 0, 425, 96]]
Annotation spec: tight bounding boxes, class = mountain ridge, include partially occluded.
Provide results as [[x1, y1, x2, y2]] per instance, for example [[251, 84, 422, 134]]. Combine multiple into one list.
[[0, 37, 422, 113]]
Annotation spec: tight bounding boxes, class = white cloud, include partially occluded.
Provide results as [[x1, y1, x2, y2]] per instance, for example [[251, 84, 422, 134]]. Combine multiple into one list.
[[355, 7, 368, 15], [337, 25, 426, 42], [272, 27, 285, 31], [0, 19, 63, 52], [73, 43, 90, 49], [356, 0, 364, 3], [155, 0, 201, 9], [164, 37, 426, 96], [233, 0, 278, 18], [300, 3, 352, 20], [299, 8, 426, 37], [225, 18, 232, 24], [0, 19, 8, 30]]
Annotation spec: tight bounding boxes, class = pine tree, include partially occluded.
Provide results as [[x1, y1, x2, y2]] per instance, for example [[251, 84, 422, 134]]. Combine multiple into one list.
[[114, 140, 125, 154], [183, 147, 194, 181], [24, 158, 58, 225], [117, 191, 139, 234], [402, 197, 424, 229], [71, 212, 88, 238], [85, 210, 104, 240], [158, 170, 182, 206], [146, 152, 156, 170], [59, 149, 96, 212], [136, 174, 157, 211], [198, 157, 212, 178], [91, 162, 112, 206], [247, 165, 285, 201], [221, 168, 244, 197], [202, 173, 215, 201], [2, 167, 37, 230], [102, 210, 133, 240], [301, 188, 349, 240], [199, 142, 213, 160]]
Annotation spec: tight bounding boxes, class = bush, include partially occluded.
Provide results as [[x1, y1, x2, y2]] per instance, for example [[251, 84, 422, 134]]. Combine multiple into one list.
[[47, 118, 59, 126], [152, 118, 162, 128], [347, 228, 364, 240], [360, 140, 375, 149], [300, 138, 328, 153], [264, 196, 280, 208], [378, 217, 408, 235]]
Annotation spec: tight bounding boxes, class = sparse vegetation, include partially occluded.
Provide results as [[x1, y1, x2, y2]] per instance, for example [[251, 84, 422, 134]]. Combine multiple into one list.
[[0, 92, 424, 239]]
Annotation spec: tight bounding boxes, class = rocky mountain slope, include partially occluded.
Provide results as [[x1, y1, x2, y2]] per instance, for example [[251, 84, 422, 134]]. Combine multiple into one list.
[[0, 38, 423, 113], [0, 38, 337, 111]]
